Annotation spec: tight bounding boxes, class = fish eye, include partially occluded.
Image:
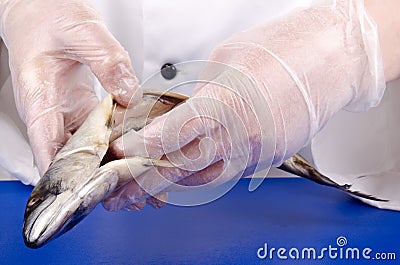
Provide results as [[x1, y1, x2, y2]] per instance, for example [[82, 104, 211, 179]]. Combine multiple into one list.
[[27, 197, 41, 207]]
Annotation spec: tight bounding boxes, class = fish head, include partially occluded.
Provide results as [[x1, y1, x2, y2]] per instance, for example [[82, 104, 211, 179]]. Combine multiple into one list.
[[23, 94, 118, 248], [23, 167, 118, 248]]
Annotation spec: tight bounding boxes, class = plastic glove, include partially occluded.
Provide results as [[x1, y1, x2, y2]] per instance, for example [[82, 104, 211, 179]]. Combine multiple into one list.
[[0, 0, 141, 177], [102, 0, 386, 211]]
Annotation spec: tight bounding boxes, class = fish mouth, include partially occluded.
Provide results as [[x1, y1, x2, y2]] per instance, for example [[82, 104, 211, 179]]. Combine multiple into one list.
[[23, 193, 57, 248], [23, 170, 118, 248], [23, 188, 85, 248]]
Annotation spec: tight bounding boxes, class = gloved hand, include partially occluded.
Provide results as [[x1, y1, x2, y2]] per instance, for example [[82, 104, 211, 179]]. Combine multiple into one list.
[[102, 0, 386, 211], [0, 0, 141, 177]]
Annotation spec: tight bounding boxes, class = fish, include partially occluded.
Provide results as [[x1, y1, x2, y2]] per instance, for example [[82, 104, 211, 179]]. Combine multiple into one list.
[[23, 93, 176, 248], [23, 90, 387, 248]]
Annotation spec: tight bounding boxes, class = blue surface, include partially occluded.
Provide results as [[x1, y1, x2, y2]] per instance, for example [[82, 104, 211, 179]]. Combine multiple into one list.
[[0, 178, 399, 265]]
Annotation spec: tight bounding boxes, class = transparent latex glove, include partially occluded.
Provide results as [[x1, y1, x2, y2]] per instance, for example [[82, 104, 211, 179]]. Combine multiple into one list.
[[103, 0, 385, 211], [0, 0, 141, 177]]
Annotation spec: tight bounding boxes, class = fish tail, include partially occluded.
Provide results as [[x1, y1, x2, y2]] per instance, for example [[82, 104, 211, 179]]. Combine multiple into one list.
[[279, 154, 388, 202]]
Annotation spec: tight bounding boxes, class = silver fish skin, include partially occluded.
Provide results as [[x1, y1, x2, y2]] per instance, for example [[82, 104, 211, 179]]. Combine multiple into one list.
[[23, 95, 118, 248]]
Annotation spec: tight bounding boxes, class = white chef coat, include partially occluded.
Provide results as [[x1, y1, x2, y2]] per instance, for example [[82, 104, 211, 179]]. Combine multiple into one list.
[[1, 0, 399, 210], [91, 0, 313, 83]]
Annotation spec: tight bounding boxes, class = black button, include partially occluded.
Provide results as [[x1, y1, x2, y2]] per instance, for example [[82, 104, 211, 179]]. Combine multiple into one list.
[[161, 63, 177, 80]]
